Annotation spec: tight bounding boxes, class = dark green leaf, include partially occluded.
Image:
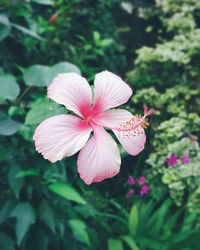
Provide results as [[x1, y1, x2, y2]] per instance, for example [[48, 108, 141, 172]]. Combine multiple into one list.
[[23, 65, 50, 87], [11, 23, 44, 40], [0, 114, 20, 136], [8, 165, 24, 198], [0, 232, 15, 250], [69, 219, 90, 246], [39, 200, 55, 232], [48, 182, 86, 204], [46, 62, 81, 86], [10, 202, 36, 246], [181, 210, 198, 232], [33, 229, 49, 250], [0, 75, 20, 101], [147, 199, 172, 236], [0, 200, 17, 224], [136, 237, 163, 249], [25, 98, 66, 125], [0, 15, 11, 41], [0, 143, 15, 161]]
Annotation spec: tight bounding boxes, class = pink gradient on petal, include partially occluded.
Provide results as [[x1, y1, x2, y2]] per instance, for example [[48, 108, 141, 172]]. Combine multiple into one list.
[[48, 73, 92, 118], [92, 71, 133, 112], [77, 125, 121, 185], [33, 114, 92, 163]]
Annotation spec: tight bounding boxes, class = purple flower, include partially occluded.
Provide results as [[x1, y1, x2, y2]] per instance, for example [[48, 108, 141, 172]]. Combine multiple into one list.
[[166, 154, 177, 166], [140, 184, 150, 195], [181, 156, 190, 164], [137, 176, 145, 185], [127, 188, 135, 196], [127, 176, 135, 185]]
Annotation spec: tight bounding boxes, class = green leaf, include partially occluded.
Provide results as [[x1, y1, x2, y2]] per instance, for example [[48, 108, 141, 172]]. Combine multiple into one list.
[[148, 199, 172, 236], [11, 23, 44, 40], [31, 0, 54, 5], [25, 98, 66, 125], [0, 200, 17, 224], [121, 235, 140, 250], [129, 204, 138, 236], [0, 143, 15, 161], [8, 166, 24, 198], [0, 75, 20, 101], [48, 182, 86, 204], [16, 169, 40, 178], [100, 38, 113, 47], [23, 65, 50, 86], [8, 105, 25, 117], [0, 232, 15, 250], [10, 202, 36, 246], [181, 212, 198, 232], [108, 239, 124, 250], [46, 62, 81, 86], [136, 237, 163, 249], [93, 31, 101, 45], [33, 229, 49, 250], [19, 124, 35, 141], [39, 200, 55, 232], [0, 114, 20, 136], [69, 219, 90, 246], [0, 15, 11, 41]]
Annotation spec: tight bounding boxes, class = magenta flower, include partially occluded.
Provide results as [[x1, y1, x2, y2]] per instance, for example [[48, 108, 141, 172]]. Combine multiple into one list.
[[127, 176, 135, 185], [181, 156, 190, 164], [33, 71, 153, 184], [140, 184, 150, 195], [166, 154, 177, 166], [127, 188, 135, 196], [137, 176, 145, 185]]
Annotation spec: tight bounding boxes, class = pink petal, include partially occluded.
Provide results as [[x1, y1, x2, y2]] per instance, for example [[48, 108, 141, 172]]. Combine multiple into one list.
[[77, 125, 121, 185], [33, 115, 92, 163], [92, 71, 133, 112], [48, 73, 92, 118], [92, 109, 146, 156], [92, 109, 133, 128], [113, 128, 146, 156]]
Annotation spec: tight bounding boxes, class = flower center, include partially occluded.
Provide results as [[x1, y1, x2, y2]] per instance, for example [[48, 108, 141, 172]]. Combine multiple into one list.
[[85, 116, 92, 123]]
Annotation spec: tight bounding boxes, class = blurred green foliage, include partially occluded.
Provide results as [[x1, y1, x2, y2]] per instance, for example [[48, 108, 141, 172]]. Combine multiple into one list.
[[127, 0, 200, 88], [0, 0, 200, 249]]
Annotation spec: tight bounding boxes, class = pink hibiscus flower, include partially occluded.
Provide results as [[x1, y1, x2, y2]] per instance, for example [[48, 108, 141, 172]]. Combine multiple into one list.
[[33, 71, 153, 184]]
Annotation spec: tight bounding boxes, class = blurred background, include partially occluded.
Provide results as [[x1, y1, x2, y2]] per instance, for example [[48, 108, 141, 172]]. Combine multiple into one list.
[[0, 0, 200, 249]]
